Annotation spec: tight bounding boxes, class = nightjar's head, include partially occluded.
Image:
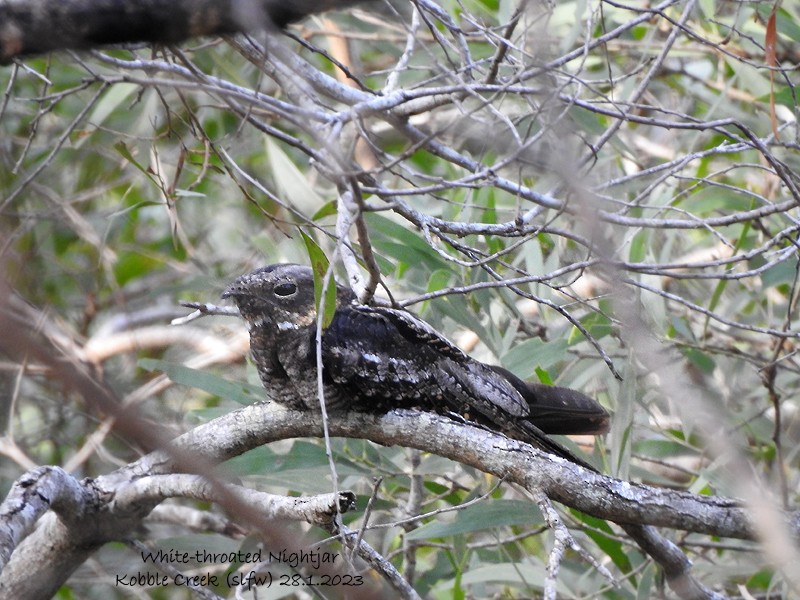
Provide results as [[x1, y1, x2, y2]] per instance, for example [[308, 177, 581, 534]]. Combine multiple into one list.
[[222, 264, 352, 331]]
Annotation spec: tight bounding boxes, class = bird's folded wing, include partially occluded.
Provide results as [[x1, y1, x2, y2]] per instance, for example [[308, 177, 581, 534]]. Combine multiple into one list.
[[323, 306, 529, 417]]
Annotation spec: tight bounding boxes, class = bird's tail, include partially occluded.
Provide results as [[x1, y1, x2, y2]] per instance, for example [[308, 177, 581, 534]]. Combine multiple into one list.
[[489, 366, 610, 435]]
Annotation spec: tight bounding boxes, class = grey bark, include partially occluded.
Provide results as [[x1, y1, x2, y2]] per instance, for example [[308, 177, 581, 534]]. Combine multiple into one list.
[[2, 402, 792, 599]]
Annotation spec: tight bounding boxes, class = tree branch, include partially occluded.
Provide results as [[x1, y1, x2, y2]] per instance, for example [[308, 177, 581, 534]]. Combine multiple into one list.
[[0, 0, 375, 62], [2, 402, 791, 598]]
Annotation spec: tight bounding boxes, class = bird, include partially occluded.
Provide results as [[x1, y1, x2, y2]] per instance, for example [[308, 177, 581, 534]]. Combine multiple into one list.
[[222, 264, 609, 470]]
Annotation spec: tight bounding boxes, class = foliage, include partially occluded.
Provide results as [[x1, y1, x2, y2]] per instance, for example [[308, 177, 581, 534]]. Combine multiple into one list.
[[1, 0, 799, 597]]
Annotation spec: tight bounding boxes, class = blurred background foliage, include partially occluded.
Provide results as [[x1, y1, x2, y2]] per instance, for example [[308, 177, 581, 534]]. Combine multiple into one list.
[[1, 0, 799, 597]]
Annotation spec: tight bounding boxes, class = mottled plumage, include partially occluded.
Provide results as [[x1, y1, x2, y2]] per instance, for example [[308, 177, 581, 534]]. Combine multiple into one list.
[[222, 264, 609, 469]]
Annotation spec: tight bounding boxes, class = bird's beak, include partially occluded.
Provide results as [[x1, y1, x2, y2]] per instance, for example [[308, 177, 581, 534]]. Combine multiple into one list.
[[222, 272, 257, 300], [221, 283, 243, 300]]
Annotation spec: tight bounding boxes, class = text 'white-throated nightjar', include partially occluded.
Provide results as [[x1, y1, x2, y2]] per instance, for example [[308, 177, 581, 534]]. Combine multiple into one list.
[[222, 264, 609, 470]]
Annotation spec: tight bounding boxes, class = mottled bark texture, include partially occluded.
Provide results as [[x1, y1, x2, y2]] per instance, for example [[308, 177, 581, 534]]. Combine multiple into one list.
[[0, 0, 374, 62]]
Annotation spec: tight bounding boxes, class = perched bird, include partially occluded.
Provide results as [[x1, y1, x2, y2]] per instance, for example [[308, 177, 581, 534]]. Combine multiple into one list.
[[222, 264, 609, 469]]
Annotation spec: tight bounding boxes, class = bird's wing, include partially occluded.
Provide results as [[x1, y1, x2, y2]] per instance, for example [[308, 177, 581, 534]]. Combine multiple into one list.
[[324, 305, 600, 471], [322, 305, 529, 417], [322, 306, 445, 408]]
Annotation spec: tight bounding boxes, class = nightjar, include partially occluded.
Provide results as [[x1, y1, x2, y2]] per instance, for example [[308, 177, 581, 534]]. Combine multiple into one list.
[[222, 264, 608, 469]]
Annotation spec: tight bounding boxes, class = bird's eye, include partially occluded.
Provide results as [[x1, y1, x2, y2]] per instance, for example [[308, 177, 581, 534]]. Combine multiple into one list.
[[273, 282, 297, 297]]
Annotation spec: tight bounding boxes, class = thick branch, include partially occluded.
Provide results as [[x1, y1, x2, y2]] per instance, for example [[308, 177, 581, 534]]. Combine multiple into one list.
[[111, 473, 356, 528], [104, 403, 789, 541], [0, 0, 373, 62], [0, 466, 97, 569], [0, 463, 359, 598], [0, 397, 792, 598]]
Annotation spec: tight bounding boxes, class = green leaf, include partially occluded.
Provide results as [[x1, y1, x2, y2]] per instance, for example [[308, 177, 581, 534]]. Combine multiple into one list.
[[300, 230, 337, 329], [534, 366, 553, 385], [501, 338, 568, 379], [364, 213, 448, 271], [228, 441, 367, 493], [760, 257, 798, 288], [568, 311, 612, 345], [265, 137, 325, 214], [668, 316, 696, 341], [85, 83, 139, 134], [113, 252, 162, 287], [138, 358, 261, 404], [435, 295, 494, 349], [681, 347, 716, 374], [405, 499, 542, 540], [569, 510, 634, 575], [629, 229, 648, 263], [704, 217, 752, 335], [113, 141, 156, 182], [426, 269, 453, 293], [452, 562, 551, 590], [311, 200, 338, 221]]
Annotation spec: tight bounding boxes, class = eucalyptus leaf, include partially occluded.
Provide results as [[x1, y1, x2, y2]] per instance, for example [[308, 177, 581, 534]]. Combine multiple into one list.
[[405, 500, 542, 540], [501, 338, 568, 379], [139, 358, 261, 405], [300, 230, 337, 329]]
